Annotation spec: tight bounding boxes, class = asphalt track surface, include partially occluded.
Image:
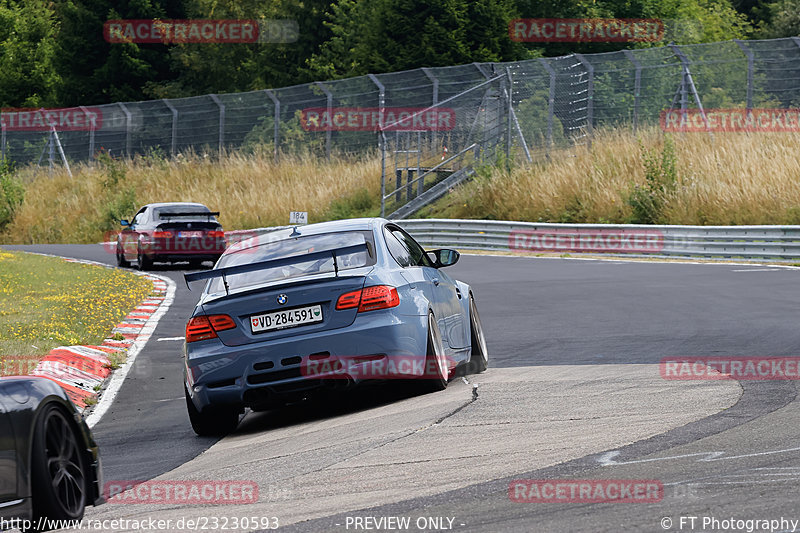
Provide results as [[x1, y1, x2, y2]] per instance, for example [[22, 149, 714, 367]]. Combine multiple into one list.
[[4, 244, 800, 532]]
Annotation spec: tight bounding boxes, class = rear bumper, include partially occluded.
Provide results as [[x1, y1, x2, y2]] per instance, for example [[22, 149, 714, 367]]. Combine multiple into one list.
[[185, 311, 429, 411]]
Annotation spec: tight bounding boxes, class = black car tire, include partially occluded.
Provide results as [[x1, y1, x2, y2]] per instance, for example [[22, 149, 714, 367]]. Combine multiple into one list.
[[137, 246, 153, 271], [185, 387, 239, 436], [30, 404, 88, 525], [467, 293, 488, 374], [421, 312, 448, 392], [115, 243, 129, 268]]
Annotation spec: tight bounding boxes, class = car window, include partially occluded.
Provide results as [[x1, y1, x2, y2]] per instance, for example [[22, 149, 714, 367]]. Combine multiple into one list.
[[208, 231, 375, 294], [131, 210, 146, 226], [384, 228, 412, 267], [387, 227, 432, 268], [154, 206, 217, 223]]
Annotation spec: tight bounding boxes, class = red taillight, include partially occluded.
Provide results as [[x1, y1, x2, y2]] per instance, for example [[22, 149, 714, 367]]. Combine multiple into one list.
[[153, 230, 173, 238], [186, 314, 236, 343], [336, 290, 362, 310], [207, 230, 225, 238], [336, 286, 399, 313]]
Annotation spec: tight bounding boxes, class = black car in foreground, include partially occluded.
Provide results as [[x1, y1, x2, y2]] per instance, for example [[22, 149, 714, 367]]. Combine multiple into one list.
[[116, 202, 226, 270], [0, 377, 103, 530]]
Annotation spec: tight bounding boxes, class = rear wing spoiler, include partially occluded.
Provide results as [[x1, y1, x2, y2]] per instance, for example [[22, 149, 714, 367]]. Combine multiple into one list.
[[183, 242, 369, 294], [159, 211, 220, 219]]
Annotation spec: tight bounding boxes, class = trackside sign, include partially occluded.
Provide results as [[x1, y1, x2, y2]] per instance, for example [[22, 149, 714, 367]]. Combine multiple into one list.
[[509, 229, 665, 254], [300, 107, 456, 132]]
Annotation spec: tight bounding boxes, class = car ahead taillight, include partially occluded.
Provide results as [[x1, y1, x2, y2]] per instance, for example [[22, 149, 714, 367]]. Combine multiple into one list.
[[185, 314, 236, 343], [207, 230, 225, 238], [336, 286, 399, 313], [153, 230, 173, 238]]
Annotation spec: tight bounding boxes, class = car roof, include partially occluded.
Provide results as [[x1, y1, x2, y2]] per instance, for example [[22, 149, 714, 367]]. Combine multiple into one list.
[[226, 218, 386, 254], [144, 202, 211, 210]]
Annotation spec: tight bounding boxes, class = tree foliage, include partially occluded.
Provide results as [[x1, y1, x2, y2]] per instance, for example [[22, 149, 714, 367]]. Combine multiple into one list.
[[0, 0, 787, 108]]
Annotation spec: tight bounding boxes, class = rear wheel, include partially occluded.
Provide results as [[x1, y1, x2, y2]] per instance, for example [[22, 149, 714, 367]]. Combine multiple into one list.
[[137, 246, 152, 271], [185, 387, 240, 436], [30, 404, 88, 524], [467, 293, 488, 374], [421, 312, 448, 392], [115, 243, 129, 268]]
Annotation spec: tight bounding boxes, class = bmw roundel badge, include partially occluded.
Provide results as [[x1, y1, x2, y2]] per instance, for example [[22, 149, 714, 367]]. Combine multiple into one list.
[[277, 294, 288, 305]]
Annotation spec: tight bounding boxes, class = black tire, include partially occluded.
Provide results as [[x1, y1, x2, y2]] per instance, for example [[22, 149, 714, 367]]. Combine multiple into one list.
[[185, 387, 240, 436], [30, 404, 88, 525], [137, 246, 152, 271], [421, 312, 448, 392], [115, 243, 129, 268], [467, 293, 488, 374]]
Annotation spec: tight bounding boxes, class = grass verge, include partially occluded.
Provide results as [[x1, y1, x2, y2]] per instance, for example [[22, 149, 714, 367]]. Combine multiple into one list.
[[0, 250, 152, 375]]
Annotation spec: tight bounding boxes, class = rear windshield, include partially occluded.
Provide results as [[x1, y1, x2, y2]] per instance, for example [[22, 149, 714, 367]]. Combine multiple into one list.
[[207, 231, 375, 294], [154, 206, 217, 222]]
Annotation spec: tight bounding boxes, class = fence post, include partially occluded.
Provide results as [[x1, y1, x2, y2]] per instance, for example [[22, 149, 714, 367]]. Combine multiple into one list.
[[422, 67, 439, 153], [1, 122, 5, 163], [539, 58, 556, 159], [79, 105, 97, 158], [264, 90, 280, 162], [622, 50, 642, 133], [669, 44, 710, 133], [504, 70, 512, 166], [118, 103, 132, 158], [368, 74, 387, 217], [734, 40, 754, 111], [162, 99, 178, 156], [575, 54, 593, 149], [315, 82, 333, 160], [505, 66, 532, 162], [209, 94, 225, 153]]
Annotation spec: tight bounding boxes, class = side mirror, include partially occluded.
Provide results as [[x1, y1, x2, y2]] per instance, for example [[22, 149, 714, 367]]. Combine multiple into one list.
[[120, 220, 130, 227], [428, 249, 460, 268]]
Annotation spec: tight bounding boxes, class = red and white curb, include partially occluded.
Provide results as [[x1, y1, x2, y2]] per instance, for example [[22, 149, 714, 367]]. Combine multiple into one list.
[[19, 254, 175, 428]]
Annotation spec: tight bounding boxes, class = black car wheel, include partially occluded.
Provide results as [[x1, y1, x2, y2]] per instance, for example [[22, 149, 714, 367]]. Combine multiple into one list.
[[115, 242, 129, 268], [185, 387, 240, 436], [137, 246, 152, 271], [30, 404, 88, 522], [421, 312, 448, 392], [467, 293, 488, 374]]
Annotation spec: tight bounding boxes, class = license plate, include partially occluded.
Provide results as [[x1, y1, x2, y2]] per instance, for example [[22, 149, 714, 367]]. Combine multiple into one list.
[[179, 231, 203, 238], [250, 305, 323, 333]]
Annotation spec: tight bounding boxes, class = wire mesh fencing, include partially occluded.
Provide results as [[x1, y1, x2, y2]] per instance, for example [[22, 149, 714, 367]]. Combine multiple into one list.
[[3, 37, 800, 210]]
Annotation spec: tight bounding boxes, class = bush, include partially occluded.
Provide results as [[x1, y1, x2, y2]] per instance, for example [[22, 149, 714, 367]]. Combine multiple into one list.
[[627, 135, 678, 224], [0, 161, 24, 231]]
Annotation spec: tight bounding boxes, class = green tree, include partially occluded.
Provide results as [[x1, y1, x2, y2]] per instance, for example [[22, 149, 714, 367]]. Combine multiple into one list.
[[146, 0, 335, 97], [53, 0, 181, 105], [0, 0, 61, 107], [306, 0, 526, 80]]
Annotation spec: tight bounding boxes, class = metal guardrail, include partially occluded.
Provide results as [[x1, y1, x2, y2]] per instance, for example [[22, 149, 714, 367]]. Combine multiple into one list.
[[395, 219, 800, 262]]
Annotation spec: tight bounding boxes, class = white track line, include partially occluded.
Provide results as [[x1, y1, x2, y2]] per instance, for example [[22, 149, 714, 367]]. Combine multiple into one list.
[[85, 272, 175, 428]]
